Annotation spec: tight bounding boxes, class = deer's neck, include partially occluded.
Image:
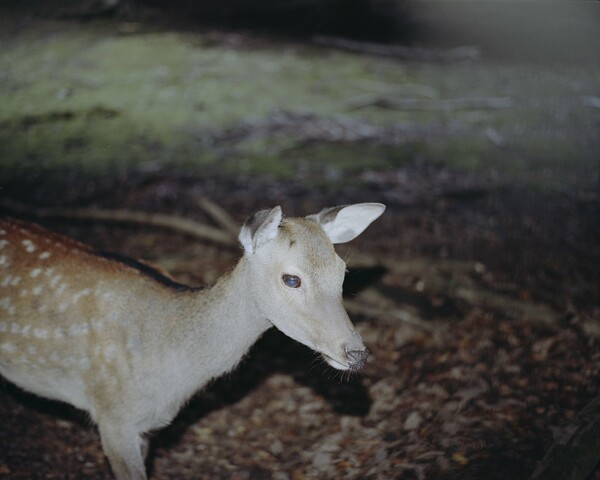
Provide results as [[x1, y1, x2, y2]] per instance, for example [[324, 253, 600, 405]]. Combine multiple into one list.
[[192, 256, 270, 375], [155, 257, 270, 405]]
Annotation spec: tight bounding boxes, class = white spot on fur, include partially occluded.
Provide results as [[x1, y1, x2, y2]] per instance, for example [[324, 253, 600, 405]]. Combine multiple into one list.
[[39, 251, 51, 260], [30, 268, 42, 278], [32, 286, 43, 296], [1, 342, 16, 353], [79, 357, 91, 370], [1, 275, 21, 287], [0, 297, 11, 310], [71, 289, 92, 305], [104, 344, 118, 360], [91, 319, 104, 331], [49, 274, 62, 288], [0, 240, 8, 250], [56, 283, 68, 295], [21, 325, 31, 337], [101, 291, 115, 301], [68, 324, 79, 336], [22, 239, 36, 253], [33, 328, 49, 339], [0, 229, 6, 235], [0, 322, 7, 332], [0, 255, 7, 266], [68, 324, 90, 336], [127, 334, 143, 353]]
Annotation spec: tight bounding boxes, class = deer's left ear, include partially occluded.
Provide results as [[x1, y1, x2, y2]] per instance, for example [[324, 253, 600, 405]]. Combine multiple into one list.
[[239, 206, 283, 254], [307, 203, 385, 244]]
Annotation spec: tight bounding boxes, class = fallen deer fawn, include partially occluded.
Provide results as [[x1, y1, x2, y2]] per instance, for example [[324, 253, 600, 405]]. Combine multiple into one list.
[[0, 203, 385, 479]]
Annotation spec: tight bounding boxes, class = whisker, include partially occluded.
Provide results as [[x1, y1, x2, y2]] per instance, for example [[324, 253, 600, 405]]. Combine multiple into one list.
[[343, 248, 354, 264], [307, 354, 323, 374]]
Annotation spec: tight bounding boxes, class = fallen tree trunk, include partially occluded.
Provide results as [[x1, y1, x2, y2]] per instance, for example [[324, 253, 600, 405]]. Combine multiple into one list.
[[529, 394, 600, 480]]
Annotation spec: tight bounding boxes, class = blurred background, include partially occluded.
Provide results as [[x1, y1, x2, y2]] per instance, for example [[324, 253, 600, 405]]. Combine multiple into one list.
[[0, 1, 599, 479]]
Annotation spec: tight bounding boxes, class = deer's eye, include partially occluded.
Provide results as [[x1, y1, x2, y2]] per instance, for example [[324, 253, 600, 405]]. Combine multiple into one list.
[[282, 274, 301, 288]]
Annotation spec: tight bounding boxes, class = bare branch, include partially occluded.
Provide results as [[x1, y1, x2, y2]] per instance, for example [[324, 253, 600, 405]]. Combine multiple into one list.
[[0, 199, 237, 246], [197, 198, 239, 236]]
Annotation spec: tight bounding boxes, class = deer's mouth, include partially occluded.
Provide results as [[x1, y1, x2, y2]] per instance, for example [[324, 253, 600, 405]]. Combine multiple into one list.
[[321, 353, 350, 371], [321, 346, 369, 372]]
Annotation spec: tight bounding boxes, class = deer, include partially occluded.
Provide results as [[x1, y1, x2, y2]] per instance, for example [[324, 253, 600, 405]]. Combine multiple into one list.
[[0, 202, 385, 479]]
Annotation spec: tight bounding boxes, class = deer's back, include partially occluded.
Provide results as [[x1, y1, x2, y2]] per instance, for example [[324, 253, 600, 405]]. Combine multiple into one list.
[[0, 218, 180, 412]]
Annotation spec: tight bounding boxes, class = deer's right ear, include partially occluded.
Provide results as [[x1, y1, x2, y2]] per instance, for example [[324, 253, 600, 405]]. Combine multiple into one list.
[[239, 206, 283, 255]]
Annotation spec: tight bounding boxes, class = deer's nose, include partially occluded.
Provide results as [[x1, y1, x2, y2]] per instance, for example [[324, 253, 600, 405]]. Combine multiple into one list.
[[345, 347, 369, 370]]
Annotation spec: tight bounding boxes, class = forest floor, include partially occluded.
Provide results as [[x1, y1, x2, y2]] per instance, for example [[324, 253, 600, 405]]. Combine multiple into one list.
[[0, 167, 598, 480], [1, 2, 599, 479]]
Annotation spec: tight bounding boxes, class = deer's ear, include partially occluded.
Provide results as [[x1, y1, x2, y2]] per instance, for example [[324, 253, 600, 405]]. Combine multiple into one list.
[[239, 206, 283, 254], [307, 203, 385, 244]]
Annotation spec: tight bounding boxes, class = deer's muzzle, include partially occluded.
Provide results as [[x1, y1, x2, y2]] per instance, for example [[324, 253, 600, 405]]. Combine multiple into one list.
[[345, 347, 370, 371]]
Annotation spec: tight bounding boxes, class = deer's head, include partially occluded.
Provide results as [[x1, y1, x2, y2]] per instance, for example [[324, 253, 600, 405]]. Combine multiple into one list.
[[239, 203, 385, 371]]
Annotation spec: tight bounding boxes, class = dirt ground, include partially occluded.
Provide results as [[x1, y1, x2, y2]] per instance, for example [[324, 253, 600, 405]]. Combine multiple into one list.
[[1, 2, 600, 480], [1, 166, 599, 480]]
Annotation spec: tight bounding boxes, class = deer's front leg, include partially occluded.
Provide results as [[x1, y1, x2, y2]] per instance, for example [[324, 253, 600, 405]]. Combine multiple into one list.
[[98, 421, 148, 480]]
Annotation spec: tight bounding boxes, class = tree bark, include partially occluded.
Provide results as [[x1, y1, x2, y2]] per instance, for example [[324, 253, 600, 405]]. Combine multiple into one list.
[[529, 394, 600, 480]]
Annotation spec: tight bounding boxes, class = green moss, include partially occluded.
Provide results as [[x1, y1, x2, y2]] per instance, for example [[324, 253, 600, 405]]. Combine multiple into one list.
[[0, 21, 386, 177], [219, 141, 422, 181], [0, 14, 598, 189]]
